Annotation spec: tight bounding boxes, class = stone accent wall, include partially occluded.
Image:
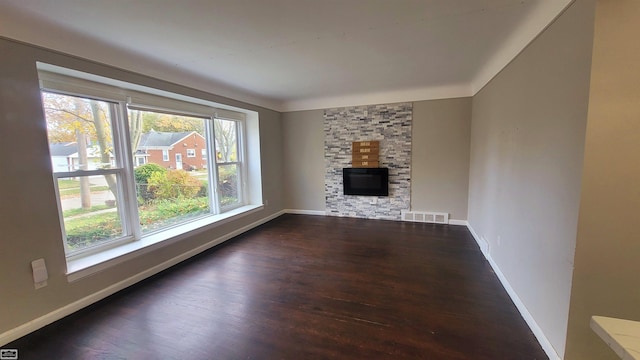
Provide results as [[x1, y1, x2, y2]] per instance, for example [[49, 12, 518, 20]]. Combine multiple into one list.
[[324, 103, 412, 220]]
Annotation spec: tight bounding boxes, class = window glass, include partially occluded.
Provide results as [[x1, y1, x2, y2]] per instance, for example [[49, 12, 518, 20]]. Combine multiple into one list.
[[43, 92, 127, 253], [129, 109, 211, 234], [214, 119, 241, 209]]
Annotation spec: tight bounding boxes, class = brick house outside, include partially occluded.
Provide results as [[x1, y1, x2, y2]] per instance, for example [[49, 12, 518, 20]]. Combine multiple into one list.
[[136, 130, 207, 170]]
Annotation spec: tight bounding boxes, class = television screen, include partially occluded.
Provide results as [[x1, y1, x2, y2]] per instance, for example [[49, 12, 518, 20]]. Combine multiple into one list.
[[343, 168, 389, 196]]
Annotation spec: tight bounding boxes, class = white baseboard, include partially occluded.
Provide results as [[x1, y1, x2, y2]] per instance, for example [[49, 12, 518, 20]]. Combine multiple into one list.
[[448, 219, 468, 226], [284, 210, 467, 226], [284, 209, 326, 216], [466, 223, 561, 360], [0, 209, 286, 347], [466, 223, 489, 258]]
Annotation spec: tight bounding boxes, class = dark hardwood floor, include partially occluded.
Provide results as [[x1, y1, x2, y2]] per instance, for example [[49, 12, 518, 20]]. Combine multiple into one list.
[[7, 214, 547, 359]]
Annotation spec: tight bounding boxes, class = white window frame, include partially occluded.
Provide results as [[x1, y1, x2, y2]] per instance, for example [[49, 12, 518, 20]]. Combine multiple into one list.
[[44, 94, 138, 259], [186, 149, 196, 158], [38, 64, 258, 269], [213, 118, 246, 211], [162, 150, 169, 161]]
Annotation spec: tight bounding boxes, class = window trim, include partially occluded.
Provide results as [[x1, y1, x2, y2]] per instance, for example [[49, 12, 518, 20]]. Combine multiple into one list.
[[162, 150, 169, 161], [38, 65, 247, 121], [186, 149, 196, 158]]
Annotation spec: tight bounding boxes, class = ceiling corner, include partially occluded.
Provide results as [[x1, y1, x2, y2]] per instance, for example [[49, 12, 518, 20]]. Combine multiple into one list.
[[471, 0, 575, 94]]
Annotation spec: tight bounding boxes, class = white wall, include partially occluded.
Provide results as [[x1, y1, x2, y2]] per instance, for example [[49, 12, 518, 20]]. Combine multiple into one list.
[[467, 0, 595, 357]]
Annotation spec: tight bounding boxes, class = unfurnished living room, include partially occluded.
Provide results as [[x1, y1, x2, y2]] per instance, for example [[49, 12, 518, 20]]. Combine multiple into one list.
[[0, 1, 638, 359]]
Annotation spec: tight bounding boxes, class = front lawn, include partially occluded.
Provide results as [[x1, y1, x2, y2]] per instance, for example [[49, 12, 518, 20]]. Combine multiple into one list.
[[64, 197, 210, 250]]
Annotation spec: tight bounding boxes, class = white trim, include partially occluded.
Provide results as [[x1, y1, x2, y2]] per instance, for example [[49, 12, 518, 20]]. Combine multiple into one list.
[[66, 205, 263, 280], [38, 64, 249, 121], [448, 219, 468, 226], [466, 223, 489, 258], [281, 84, 473, 112], [284, 210, 465, 223], [466, 223, 561, 360], [0, 209, 286, 347], [284, 209, 327, 216]]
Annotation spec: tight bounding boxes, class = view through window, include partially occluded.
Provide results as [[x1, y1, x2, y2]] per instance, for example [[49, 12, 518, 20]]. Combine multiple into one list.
[[43, 90, 247, 257], [43, 92, 126, 253]]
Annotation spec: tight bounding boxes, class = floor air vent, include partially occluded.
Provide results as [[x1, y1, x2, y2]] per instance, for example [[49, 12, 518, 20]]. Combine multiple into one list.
[[401, 211, 449, 224]]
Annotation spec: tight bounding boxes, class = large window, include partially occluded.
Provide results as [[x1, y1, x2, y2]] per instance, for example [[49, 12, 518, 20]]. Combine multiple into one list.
[[40, 70, 254, 260]]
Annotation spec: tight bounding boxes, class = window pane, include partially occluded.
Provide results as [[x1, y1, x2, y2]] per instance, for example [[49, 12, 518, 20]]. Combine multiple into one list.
[[43, 93, 116, 172], [43, 92, 126, 253], [57, 175, 124, 251], [214, 119, 237, 163], [129, 109, 211, 234], [218, 163, 240, 208]]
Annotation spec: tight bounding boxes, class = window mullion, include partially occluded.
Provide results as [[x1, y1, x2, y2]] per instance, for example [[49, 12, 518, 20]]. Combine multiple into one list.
[[113, 102, 141, 239], [238, 120, 248, 205], [206, 118, 220, 214]]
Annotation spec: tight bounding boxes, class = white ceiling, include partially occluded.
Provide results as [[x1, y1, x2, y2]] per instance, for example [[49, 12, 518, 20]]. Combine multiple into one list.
[[0, 0, 571, 111]]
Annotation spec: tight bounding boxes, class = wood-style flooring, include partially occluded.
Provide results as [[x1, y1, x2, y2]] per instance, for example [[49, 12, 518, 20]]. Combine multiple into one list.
[[7, 214, 547, 359]]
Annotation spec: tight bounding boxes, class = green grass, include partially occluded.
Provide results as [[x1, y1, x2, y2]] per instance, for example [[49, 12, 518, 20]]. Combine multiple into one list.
[[58, 179, 81, 189], [64, 212, 123, 249], [59, 185, 110, 197], [64, 196, 211, 250]]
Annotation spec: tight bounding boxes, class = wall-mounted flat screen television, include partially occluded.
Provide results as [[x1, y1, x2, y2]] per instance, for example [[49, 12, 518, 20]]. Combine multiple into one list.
[[343, 168, 389, 196]]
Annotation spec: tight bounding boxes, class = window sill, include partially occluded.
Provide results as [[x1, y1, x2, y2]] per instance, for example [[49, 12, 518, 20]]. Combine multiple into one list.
[[66, 204, 263, 282]]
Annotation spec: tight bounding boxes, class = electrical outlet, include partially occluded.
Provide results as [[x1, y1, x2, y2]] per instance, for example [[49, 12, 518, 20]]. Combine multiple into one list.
[[32, 258, 48, 289]]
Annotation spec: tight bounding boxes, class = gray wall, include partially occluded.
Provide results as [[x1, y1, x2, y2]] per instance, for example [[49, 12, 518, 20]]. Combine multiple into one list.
[[282, 110, 325, 211], [0, 37, 283, 337], [467, 0, 595, 356], [282, 99, 471, 221], [411, 98, 471, 220], [565, 1, 640, 359]]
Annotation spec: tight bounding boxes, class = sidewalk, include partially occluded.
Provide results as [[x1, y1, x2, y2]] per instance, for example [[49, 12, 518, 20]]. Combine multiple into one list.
[[61, 190, 114, 211]]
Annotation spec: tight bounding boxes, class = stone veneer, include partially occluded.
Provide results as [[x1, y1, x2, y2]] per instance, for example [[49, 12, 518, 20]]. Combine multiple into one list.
[[324, 103, 412, 220]]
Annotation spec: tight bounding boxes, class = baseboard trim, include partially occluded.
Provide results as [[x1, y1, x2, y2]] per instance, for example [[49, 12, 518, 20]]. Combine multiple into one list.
[[466, 223, 489, 258], [0, 209, 286, 347], [284, 209, 327, 216], [466, 223, 561, 360], [284, 210, 467, 224], [448, 219, 468, 226]]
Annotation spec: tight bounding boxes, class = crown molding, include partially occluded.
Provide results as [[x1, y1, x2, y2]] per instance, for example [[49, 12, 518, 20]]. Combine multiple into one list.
[[281, 84, 474, 112]]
